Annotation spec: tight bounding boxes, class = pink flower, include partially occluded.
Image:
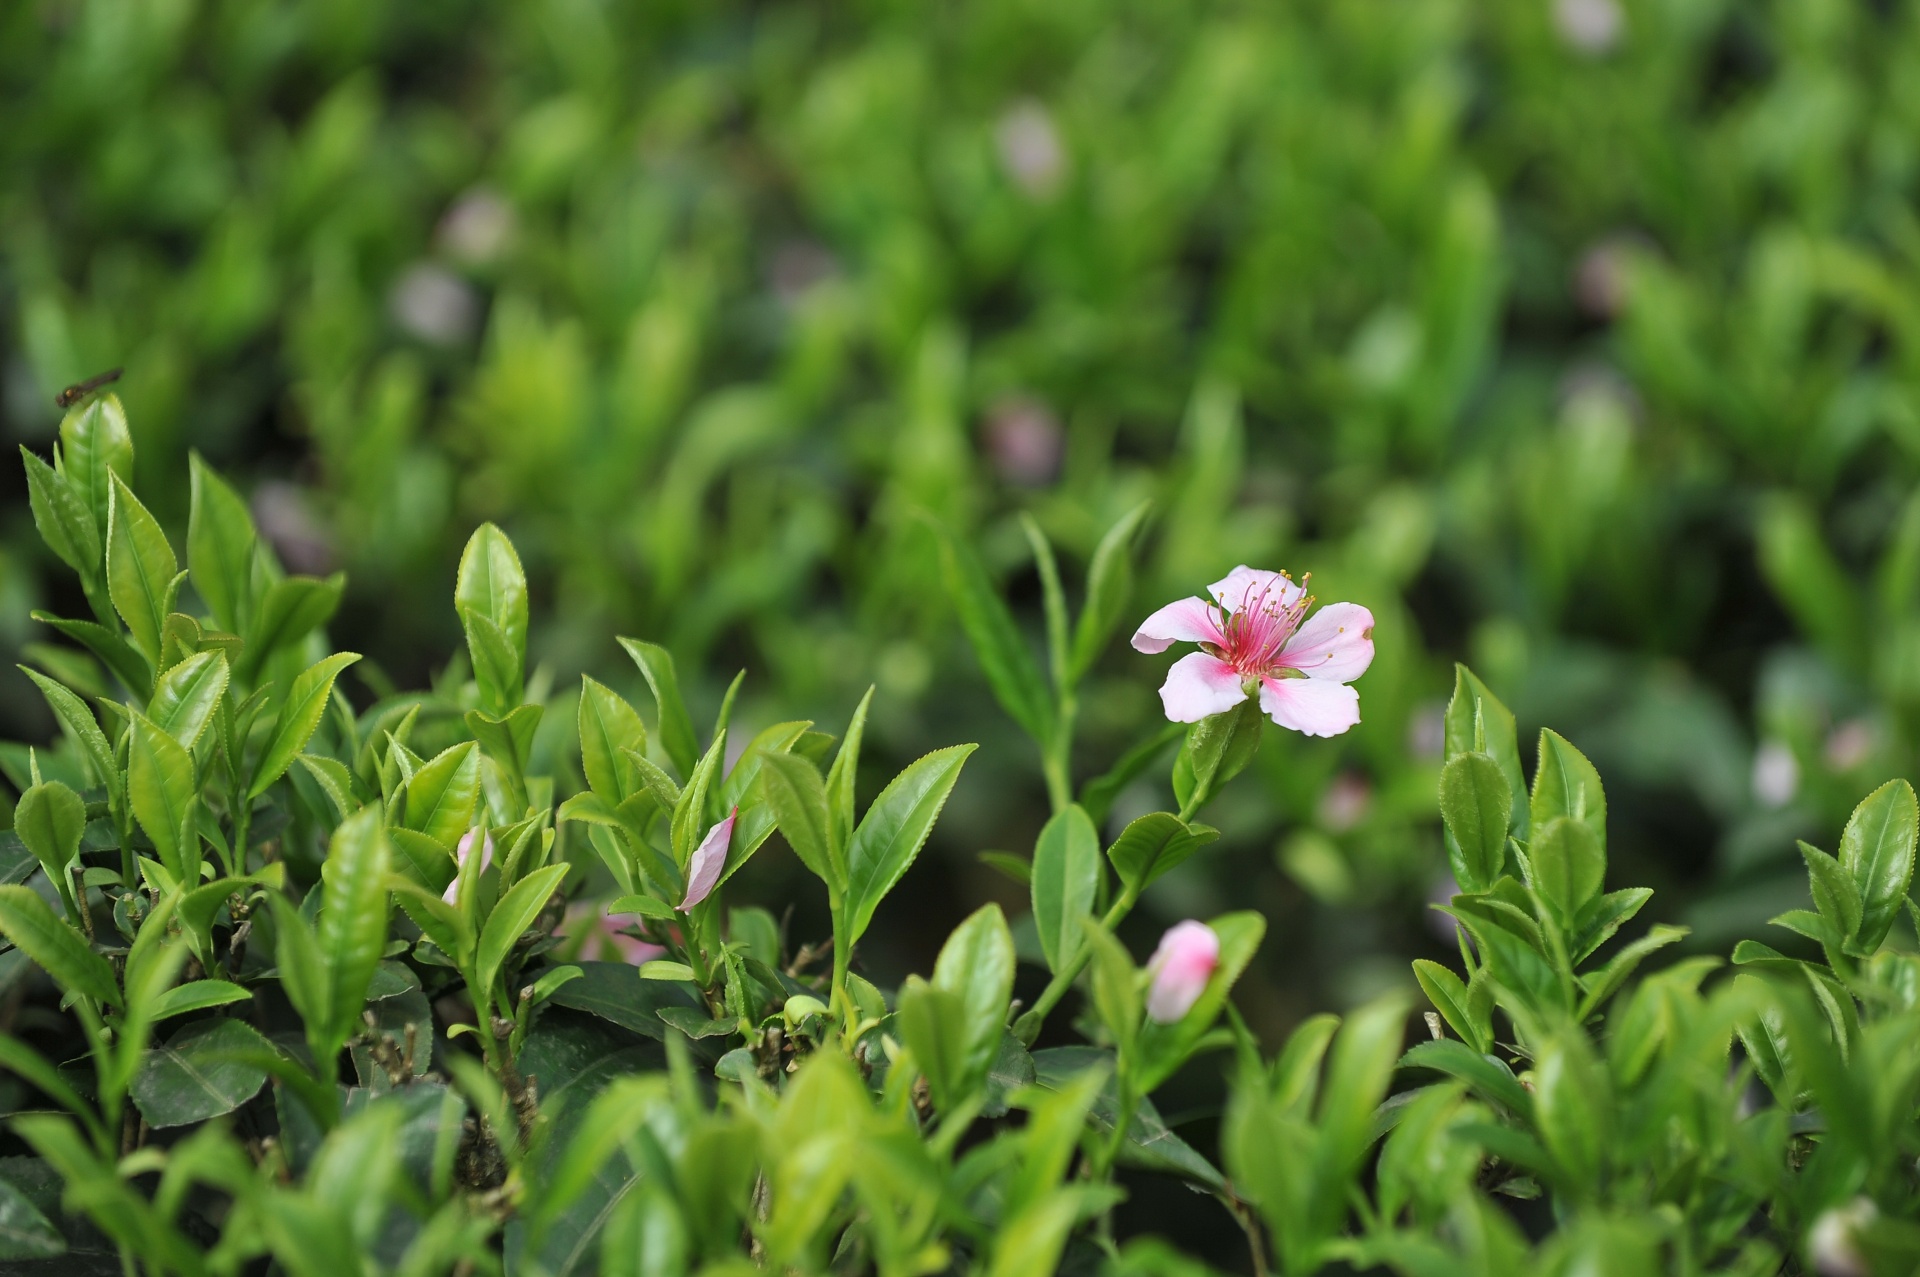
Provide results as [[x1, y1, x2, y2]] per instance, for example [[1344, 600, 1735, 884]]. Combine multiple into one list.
[[562, 901, 667, 966], [678, 808, 738, 912], [1132, 566, 1374, 738], [1145, 921, 1220, 1023], [443, 827, 494, 904]]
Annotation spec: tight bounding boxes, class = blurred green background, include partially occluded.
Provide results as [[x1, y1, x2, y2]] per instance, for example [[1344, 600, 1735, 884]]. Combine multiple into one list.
[[4, 0, 1918, 1106]]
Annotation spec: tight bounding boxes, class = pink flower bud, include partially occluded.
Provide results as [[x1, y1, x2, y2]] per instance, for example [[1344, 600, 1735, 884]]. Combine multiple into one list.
[[442, 827, 495, 904], [678, 808, 739, 912], [1145, 921, 1220, 1024]]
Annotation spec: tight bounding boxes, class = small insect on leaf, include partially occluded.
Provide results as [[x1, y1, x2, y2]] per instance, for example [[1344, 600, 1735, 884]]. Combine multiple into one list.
[[54, 367, 124, 409]]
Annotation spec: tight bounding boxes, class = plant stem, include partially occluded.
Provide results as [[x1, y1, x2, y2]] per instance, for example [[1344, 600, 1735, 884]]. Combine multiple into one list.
[[829, 898, 853, 1032], [1014, 883, 1141, 1042], [1042, 695, 1078, 815]]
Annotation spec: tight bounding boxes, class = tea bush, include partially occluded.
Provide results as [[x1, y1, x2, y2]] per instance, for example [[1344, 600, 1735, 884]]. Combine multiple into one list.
[[1, 398, 1918, 1274], [8, 0, 1920, 965]]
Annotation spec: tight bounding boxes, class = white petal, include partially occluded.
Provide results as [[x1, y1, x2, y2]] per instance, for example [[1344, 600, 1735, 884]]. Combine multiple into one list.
[[1276, 603, 1375, 682], [679, 810, 738, 911], [1259, 677, 1360, 738], [1131, 597, 1225, 654], [1207, 566, 1304, 613], [1159, 653, 1248, 722]]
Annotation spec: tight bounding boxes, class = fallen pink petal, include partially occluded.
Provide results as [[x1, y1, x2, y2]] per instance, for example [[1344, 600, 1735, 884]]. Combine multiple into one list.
[[1132, 566, 1374, 737], [679, 808, 738, 911], [1145, 920, 1221, 1023]]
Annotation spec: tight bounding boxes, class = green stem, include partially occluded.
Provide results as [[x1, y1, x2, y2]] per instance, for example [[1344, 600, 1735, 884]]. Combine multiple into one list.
[[1015, 883, 1141, 1042], [829, 898, 853, 1032], [1041, 696, 1078, 815]]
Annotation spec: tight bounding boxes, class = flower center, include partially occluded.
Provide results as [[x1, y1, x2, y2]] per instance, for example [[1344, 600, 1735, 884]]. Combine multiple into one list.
[[1212, 572, 1313, 679]]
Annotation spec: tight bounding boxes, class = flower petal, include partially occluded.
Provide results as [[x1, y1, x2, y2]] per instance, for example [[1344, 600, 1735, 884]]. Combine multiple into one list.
[[1131, 596, 1226, 654], [1275, 603, 1375, 682], [1208, 566, 1304, 614], [1159, 653, 1249, 722], [1259, 676, 1360, 738], [678, 808, 738, 911]]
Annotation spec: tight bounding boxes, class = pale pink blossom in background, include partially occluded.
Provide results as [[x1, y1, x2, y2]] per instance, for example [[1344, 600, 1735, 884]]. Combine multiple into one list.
[[996, 98, 1067, 198], [1752, 740, 1799, 809], [1319, 773, 1372, 833], [563, 901, 667, 966], [443, 827, 495, 904], [1145, 921, 1220, 1023], [1132, 566, 1375, 737], [1554, 0, 1623, 55], [436, 186, 516, 266], [983, 395, 1064, 487], [1825, 719, 1874, 773], [1807, 1197, 1876, 1277], [679, 808, 739, 911]]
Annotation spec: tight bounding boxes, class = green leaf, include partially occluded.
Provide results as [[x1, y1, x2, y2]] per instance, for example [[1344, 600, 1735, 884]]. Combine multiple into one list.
[[759, 752, 838, 892], [1528, 816, 1605, 922], [1030, 804, 1100, 973], [1069, 500, 1151, 683], [937, 526, 1051, 743], [319, 807, 393, 1051], [825, 686, 873, 856], [477, 863, 569, 999], [1020, 514, 1072, 692], [269, 894, 331, 1051], [249, 652, 360, 798], [1444, 666, 1527, 839], [0, 1173, 65, 1260], [1530, 729, 1606, 850], [21, 446, 99, 578], [1439, 752, 1510, 892], [578, 676, 645, 804], [845, 744, 977, 944], [1084, 922, 1140, 1050], [13, 781, 85, 890], [30, 611, 150, 695], [461, 605, 523, 717], [1398, 1040, 1531, 1117], [931, 903, 1016, 1103], [61, 394, 134, 549], [1800, 840, 1863, 947], [466, 703, 543, 779], [456, 524, 529, 665], [1314, 994, 1412, 1204], [1412, 959, 1486, 1054], [1175, 698, 1263, 812], [1530, 1027, 1610, 1192], [545, 961, 696, 1040], [147, 650, 229, 749], [240, 573, 346, 682], [18, 667, 114, 788], [0, 885, 120, 1008], [106, 473, 178, 665], [1838, 778, 1918, 952], [896, 978, 968, 1109], [151, 979, 253, 1022], [187, 453, 260, 635], [131, 1017, 272, 1128], [1105, 811, 1219, 895], [1575, 925, 1688, 1019], [1757, 494, 1865, 671], [296, 753, 359, 821], [1133, 911, 1265, 1092], [128, 711, 198, 882], [617, 638, 699, 778], [403, 742, 480, 848]]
